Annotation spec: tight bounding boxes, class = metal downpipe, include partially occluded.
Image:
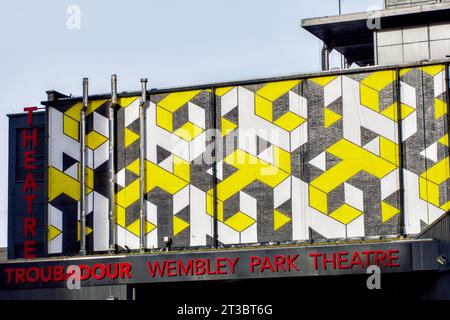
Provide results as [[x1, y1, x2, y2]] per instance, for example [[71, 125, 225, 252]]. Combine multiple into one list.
[[139, 78, 148, 252], [395, 68, 406, 237], [108, 75, 118, 254], [79, 78, 88, 256], [321, 43, 330, 71]]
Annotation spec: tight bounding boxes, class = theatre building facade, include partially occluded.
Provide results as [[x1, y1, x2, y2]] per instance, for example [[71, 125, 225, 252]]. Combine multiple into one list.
[[2, 0, 450, 300]]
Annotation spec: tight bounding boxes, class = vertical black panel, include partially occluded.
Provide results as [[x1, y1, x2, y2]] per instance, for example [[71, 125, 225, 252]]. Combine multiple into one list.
[[7, 112, 47, 259]]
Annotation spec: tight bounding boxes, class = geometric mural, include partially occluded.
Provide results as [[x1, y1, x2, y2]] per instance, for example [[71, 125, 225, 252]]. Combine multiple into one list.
[[48, 99, 109, 254], [47, 64, 449, 253], [401, 65, 450, 234]]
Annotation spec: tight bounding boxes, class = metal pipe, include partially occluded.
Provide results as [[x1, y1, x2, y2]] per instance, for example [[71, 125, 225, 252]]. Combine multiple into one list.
[[374, 30, 379, 66], [111, 74, 118, 104], [44, 103, 50, 258], [344, 58, 352, 69], [210, 89, 219, 249], [139, 78, 147, 252], [395, 68, 406, 236], [321, 43, 330, 71], [338, 0, 344, 70], [108, 75, 117, 254], [445, 63, 450, 214], [79, 78, 88, 256]]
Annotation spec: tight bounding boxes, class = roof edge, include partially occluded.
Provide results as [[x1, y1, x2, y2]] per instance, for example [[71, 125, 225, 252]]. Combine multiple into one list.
[[301, 2, 450, 27], [41, 58, 450, 106], [7, 110, 45, 118]]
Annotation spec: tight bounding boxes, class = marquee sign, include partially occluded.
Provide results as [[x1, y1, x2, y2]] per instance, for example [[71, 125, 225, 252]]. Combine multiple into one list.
[[0, 240, 439, 290], [22, 107, 40, 259]]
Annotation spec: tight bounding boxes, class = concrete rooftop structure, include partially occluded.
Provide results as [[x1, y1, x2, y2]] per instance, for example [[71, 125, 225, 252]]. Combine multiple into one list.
[[302, 0, 450, 67]]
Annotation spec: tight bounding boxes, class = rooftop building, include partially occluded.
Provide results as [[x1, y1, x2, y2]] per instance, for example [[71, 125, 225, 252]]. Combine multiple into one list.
[[1, 1, 450, 301], [302, 0, 450, 68]]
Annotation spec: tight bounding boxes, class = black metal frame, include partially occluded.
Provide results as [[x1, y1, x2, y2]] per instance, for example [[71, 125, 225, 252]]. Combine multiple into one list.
[[396, 68, 406, 236]]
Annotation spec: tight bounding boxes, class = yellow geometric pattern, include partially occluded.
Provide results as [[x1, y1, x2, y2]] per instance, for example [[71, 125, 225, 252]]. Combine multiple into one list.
[[439, 134, 449, 147], [174, 122, 204, 141], [310, 76, 337, 87], [379, 137, 399, 166], [115, 159, 189, 237], [63, 114, 79, 141], [86, 131, 108, 150], [206, 149, 289, 231], [47, 63, 449, 252], [158, 90, 201, 112], [419, 157, 450, 211], [48, 166, 93, 202], [273, 111, 306, 132], [329, 204, 363, 225], [380, 103, 415, 122], [124, 128, 139, 148], [173, 156, 190, 183], [216, 87, 233, 97], [254, 80, 305, 131], [360, 70, 396, 113], [224, 212, 256, 233], [65, 100, 108, 120], [435, 98, 447, 120], [381, 201, 400, 223], [221, 117, 238, 137], [126, 158, 139, 175], [420, 64, 445, 76], [309, 139, 397, 224], [274, 210, 291, 231], [126, 219, 156, 237], [77, 222, 93, 241], [48, 225, 62, 241], [118, 97, 138, 108], [324, 108, 342, 128], [174, 216, 190, 236], [49, 96, 114, 253], [156, 90, 204, 141]]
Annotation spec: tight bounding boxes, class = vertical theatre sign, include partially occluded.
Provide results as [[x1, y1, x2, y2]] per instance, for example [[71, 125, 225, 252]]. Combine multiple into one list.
[[22, 107, 39, 259]]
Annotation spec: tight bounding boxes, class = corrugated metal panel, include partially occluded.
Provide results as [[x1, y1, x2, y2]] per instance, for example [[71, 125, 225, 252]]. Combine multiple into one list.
[[417, 213, 450, 258], [416, 213, 450, 299]]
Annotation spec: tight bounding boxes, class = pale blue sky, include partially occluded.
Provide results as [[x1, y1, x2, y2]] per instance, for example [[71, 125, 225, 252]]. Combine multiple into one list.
[[0, 0, 382, 247]]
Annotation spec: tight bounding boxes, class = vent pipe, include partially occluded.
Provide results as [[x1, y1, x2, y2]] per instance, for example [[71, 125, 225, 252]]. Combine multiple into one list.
[[139, 78, 148, 252], [321, 43, 330, 71], [79, 78, 89, 256], [108, 75, 118, 254]]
